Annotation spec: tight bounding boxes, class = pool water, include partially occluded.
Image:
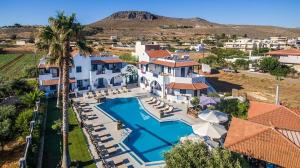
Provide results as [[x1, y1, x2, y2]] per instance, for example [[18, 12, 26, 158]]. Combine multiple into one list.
[[97, 97, 193, 162]]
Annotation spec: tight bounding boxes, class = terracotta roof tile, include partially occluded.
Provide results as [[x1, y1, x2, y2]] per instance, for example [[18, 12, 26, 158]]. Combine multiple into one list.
[[225, 118, 300, 168], [248, 101, 281, 118], [152, 60, 200, 67], [146, 50, 171, 58], [167, 82, 208, 90], [267, 48, 300, 56], [42, 78, 76, 86], [38, 63, 59, 68]]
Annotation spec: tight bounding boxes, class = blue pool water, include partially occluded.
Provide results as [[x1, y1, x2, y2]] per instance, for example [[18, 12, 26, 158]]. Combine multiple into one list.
[[97, 97, 193, 162]]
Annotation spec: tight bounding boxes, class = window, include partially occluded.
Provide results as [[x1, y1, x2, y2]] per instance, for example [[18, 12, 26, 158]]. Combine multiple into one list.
[[180, 89, 186, 94], [76, 66, 82, 73], [91, 64, 97, 71], [69, 67, 72, 73], [168, 67, 171, 73], [50, 85, 57, 91], [77, 80, 83, 88], [194, 90, 197, 97]]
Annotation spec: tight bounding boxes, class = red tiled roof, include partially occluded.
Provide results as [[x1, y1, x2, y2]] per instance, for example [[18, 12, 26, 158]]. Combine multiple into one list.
[[138, 61, 149, 65], [224, 118, 300, 168], [42, 78, 76, 86], [248, 101, 300, 131], [152, 60, 200, 67], [146, 50, 171, 58], [38, 64, 59, 68], [267, 48, 300, 56], [167, 82, 208, 90], [91, 58, 123, 64]]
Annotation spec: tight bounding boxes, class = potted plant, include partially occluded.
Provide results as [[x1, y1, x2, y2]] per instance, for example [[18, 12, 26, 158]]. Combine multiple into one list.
[[117, 120, 123, 130]]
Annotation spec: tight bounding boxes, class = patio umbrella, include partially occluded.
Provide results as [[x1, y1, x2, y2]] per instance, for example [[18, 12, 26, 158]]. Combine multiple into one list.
[[198, 110, 228, 123], [192, 121, 227, 139], [199, 95, 220, 107]]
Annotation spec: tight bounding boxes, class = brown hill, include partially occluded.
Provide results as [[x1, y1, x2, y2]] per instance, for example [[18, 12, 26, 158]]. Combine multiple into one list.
[[88, 11, 300, 40]]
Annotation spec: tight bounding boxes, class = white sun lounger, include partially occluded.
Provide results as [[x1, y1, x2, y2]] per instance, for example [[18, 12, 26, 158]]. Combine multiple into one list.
[[147, 98, 157, 104], [146, 97, 154, 102], [153, 100, 161, 107]]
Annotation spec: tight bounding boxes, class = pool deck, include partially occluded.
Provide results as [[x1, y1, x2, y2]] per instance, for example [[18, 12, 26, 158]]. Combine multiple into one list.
[[72, 87, 204, 168]]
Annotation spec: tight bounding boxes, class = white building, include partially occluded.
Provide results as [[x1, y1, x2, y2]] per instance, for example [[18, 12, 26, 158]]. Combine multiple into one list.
[[262, 37, 288, 50], [38, 51, 137, 95], [224, 38, 261, 52], [16, 40, 26, 46], [267, 48, 300, 72], [136, 42, 210, 103], [190, 44, 205, 52]]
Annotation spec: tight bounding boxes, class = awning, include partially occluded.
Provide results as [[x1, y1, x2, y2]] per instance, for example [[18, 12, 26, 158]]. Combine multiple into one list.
[[167, 82, 208, 90], [42, 78, 76, 86], [91, 58, 123, 64]]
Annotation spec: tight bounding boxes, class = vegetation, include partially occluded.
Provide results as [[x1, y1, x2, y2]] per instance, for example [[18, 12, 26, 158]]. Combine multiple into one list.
[[15, 109, 34, 137], [216, 99, 249, 119], [0, 54, 41, 79], [252, 48, 270, 56], [259, 57, 291, 78], [164, 141, 248, 168], [234, 59, 250, 70], [119, 53, 138, 63], [51, 119, 62, 132], [21, 65, 39, 78], [68, 106, 96, 168], [21, 89, 45, 107], [0, 105, 16, 150], [0, 54, 19, 67], [211, 48, 247, 59], [190, 97, 200, 109]]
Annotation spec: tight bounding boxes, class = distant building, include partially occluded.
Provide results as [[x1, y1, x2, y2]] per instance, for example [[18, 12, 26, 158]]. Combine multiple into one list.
[[190, 44, 205, 52], [16, 40, 26, 46], [225, 101, 300, 168], [110, 36, 118, 40], [224, 38, 261, 53], [266, 48, 300, 72], [296, 37, 300, 48], [262, 37, 288, 50]]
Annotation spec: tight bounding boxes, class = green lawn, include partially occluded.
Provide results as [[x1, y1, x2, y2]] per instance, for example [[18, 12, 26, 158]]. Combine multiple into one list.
[[43, 99, 62, 168], [43, 99, 96, 168], [0, 54, 19, 67], [0, 54, 42, 79], [69, 106, 96, 168]]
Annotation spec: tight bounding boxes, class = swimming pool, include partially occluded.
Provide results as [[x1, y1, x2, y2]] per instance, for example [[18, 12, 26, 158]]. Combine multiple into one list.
[[97, 97, 193, 162]]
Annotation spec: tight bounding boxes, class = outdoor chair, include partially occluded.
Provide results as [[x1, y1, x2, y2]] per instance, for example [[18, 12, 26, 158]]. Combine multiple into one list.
[[162, 106, 174, 113], [152, 100, 161, 107], [146, 97, 154, 102], [156, 102, 166, 109], [148, 98, 157, 104]]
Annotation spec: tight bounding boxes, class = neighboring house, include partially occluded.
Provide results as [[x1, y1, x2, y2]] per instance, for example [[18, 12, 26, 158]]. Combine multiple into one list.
[[136, 42, 209, 103], [38, 51, 134, 95], [266, 48, 300, 72], [224, 101, 300, 168], [16, 40, 26, 46], [190, 44, 205, 52], [224, 38, 261, 53]]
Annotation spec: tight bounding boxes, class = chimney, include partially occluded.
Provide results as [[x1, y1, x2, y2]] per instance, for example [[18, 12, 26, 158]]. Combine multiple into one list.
[[275, 84, 280, 105]]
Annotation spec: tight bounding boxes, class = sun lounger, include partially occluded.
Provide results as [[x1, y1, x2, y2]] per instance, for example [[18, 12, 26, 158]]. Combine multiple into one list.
[[146, 97, 154, 102], [111, 89, 117, 95], [121, 87, 127, 93], [122, 87, 129, 92], [101, 90, 108, 96], [156, 102, 165, 109], [153, 100, 161, 107], [116, 88, 122, 94], [148, 98, 157, 104], [160, 104, 170, 112], [163, 106, 174, 113]]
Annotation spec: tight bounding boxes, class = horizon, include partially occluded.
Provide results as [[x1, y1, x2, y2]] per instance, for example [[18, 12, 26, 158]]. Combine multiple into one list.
[[0, 0, 300, 28]]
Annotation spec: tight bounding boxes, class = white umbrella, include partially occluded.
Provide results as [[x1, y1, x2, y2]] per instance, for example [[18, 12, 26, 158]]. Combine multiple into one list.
[[198, 110, 228, 123], [192, 121, 227, 139]]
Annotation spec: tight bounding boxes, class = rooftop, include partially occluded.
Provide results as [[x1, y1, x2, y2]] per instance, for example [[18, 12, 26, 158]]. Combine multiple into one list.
[[167, 82, 208, 90], [146, 50, 171, 58], [267, 48, 300, 56], [224, 102, 300, 168]]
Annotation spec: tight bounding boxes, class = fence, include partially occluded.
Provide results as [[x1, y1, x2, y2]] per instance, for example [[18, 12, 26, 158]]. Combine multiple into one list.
[[19, 100, 41, 168]]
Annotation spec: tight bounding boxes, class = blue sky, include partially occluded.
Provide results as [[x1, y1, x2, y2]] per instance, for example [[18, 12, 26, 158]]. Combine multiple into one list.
[[0, 0, 299, 28]]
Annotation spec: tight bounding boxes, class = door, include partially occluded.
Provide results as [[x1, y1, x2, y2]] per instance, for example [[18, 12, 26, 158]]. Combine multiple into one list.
[[98, 78, 104, 88], [181, 67, 185, 77]]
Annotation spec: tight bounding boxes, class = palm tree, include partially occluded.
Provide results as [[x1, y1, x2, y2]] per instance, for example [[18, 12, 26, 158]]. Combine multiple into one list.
[[21, 89, 45, 108], [47, 12, 91, 168], [36, 26, 63, 108]]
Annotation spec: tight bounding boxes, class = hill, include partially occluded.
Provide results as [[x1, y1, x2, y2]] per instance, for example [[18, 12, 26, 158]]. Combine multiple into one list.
[[1, 11, 300, 41], [87, 11, 300, 40]]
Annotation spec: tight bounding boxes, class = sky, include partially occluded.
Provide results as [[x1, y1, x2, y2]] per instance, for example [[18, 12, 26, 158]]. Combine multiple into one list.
[[0, 0, 300, 28]]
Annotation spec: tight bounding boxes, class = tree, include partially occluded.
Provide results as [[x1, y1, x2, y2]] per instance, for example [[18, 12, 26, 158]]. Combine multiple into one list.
[[164, 141, 248, 168], [44, 12, 91, 168], [270, 64, 290, 80], [259, 57, 280, 72], [217, 99, 249, 119], [190, 97, 200, 108], [0, 105, 16, 151], [121, 64, 138, 85], [235, 59, 249, 70], [15, 109, 33, 136], [21, 89, 44, 107]]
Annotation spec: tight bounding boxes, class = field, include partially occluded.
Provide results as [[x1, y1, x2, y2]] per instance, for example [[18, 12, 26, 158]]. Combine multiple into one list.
[[0, 53, 41, 79], [0, 54, 20, 67], [207, 71, 300, 108]]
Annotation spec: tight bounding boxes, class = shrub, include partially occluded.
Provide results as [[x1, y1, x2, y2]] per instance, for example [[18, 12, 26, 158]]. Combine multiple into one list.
[[235, 59, 249, 70], [21, 89, 44, 107], [190, 97, 200, 108], [217, 99, 249, 119], [15, 109, 34, 136], [164, 141, 248, 168], [22, 66, 39, 78], [51, 119, 62, 132], [259, 57, 280, 72]]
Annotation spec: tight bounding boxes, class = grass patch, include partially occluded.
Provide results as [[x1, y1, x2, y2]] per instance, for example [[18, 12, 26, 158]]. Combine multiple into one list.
[[0, 54, 42, 79], [68, 106, 96, 168], [0, 54, 19, 67], [43, 99, 62, 168]]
